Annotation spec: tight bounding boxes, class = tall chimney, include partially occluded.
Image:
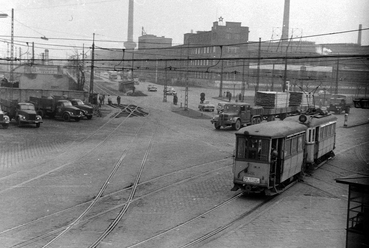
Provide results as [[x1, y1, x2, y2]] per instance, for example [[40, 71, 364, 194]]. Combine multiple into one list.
[[124, 0, 136, 50], [281, 0, 290, 42], [358, 24, 362, 46]]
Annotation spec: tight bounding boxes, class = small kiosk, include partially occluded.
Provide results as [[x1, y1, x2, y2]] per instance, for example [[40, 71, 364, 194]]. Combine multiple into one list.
[[336, 174, 369, 248]]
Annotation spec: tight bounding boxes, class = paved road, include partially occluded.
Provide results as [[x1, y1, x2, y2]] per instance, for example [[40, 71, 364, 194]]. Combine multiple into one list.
[[0, 81, 368, 248]]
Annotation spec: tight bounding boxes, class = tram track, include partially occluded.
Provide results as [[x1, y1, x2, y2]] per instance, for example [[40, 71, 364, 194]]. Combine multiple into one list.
[[6, 163, 231, 248], [0, 103, 144, 194]]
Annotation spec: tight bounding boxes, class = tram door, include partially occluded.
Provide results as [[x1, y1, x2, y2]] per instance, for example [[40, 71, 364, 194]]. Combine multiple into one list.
[[270, 139, 278, 186], [270, 138, 284, 184]]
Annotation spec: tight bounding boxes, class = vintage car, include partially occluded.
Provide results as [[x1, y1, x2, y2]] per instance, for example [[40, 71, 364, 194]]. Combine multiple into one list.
[[165, 87, 176, 95], [198, 100, 215, 112], [147, 85, 157, 92], [68, 98, 94, 119]]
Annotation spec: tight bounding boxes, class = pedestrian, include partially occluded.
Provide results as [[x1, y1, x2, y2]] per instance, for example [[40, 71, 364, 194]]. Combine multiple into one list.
[[173, 93, 178, 105], [117, 95, 121, 106], [228, 92, 232, 102], [99, 94, 103, 106], [102, 94, 105, 105], [107, 95, 112, 105]]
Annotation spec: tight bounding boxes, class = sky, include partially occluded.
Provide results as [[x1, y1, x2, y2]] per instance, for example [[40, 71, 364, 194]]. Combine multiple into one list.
[[0, 0, 368, 60]]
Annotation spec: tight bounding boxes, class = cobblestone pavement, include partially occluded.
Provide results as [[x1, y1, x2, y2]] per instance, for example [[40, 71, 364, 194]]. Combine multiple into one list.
[[0, 86, 368, 248]]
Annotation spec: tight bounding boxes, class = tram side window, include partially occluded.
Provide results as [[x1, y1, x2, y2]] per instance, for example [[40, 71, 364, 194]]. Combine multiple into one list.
[[236, 137, 246, 159], [285, 139, 291, 157], [298, 135, 304, 152], [291, 137, 297, 155]]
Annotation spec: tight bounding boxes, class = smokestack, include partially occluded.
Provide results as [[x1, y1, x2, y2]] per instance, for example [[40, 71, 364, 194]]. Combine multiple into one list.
[[281, 0, 290, 42], [358, 24, 362, 46], [124, 0, 136, 50], [45, 49, 49, 62]]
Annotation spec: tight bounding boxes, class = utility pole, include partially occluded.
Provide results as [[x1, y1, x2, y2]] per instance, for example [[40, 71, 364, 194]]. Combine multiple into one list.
[[256, 38, 261, 93], [184, 38, 191, 110], [218, 46, 223, 97], [89, 33, 95, 103], [32, 42, 34, 64], [271, 63, 275, 91], [163, 60, 167, 102], [241, 59, 245, 101], [219, 59, 224, 98], [335, 58, 339, 94], [10, 8, 14, 81]]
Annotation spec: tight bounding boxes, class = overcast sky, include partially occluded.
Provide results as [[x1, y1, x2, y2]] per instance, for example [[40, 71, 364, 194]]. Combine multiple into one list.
[[0, 0, 368, 59]]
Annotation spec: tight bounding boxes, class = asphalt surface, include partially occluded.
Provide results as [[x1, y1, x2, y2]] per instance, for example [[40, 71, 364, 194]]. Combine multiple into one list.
[[0, 80, 368, 248]]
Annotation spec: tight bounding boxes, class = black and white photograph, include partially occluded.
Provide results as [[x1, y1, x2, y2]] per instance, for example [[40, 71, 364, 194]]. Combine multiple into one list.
[[0, 0, 368, 247]]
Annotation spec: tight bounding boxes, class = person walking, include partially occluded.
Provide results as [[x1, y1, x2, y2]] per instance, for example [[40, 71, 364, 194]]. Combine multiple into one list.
[[107, 95, 112, 105], [117, 95, 121, 106]]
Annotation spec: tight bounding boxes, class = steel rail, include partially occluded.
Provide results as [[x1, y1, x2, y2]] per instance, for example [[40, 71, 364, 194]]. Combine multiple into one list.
[[0, 103, 142, 194], [88, 121, 158, 248]]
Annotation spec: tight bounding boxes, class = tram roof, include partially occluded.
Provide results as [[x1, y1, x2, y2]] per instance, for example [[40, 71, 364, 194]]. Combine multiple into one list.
[[284, 114, 337, 127], [236, 121, 307, 138]]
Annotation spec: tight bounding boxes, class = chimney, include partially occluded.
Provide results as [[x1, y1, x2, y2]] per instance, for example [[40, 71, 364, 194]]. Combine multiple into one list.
[[358, 24, 362, 46], [124, 0, 136, 50], [281, 0, 290, 42], [45, 49, 49, 63]]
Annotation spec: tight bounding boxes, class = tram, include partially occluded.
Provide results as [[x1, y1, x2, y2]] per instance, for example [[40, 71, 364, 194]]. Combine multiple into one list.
[[231, 112, 337, 195]]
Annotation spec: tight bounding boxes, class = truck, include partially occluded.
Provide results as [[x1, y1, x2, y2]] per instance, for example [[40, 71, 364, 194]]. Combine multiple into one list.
[[0, 99, 42, 128], [0, 106, 10, 129], [29, 96, 82, 122], [327, 94, 350, 114], [67, 98, 93, 119], [211, 102, 302, 130], [211, 91, 306, 130], [353, 98, 369, 109]]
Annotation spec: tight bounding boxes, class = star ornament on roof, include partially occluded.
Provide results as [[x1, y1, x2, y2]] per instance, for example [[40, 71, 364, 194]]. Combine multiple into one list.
[[218, 16, 223, 22]]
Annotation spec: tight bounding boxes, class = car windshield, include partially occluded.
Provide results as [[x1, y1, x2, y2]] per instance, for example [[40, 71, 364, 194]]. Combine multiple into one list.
[[63, 102, 72, 106], [20, 104, 35, 110], [73, 100, 84, 105], [223, 105, 239, 113]]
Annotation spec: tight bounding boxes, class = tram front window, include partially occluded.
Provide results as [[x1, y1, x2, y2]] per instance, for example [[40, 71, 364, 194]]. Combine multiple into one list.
[[236, 137, 269, 161]]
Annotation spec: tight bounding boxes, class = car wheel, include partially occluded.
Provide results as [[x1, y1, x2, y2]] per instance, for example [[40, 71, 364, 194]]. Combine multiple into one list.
[[214, 123, 221, 129], [233, 119, 241, 130], [63, 113, 71, 122], [17, 117, 22, 127], [2, 124, 9, 129], [36, 123, 40, 128]]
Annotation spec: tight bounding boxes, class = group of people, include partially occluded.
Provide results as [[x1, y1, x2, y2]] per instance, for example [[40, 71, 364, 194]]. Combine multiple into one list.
[[98, 94, 121, 106]]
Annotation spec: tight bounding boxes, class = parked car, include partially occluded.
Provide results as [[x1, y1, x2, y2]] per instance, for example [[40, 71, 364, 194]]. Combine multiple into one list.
[[68, 98, 94, 119], [198, 100, 215, 112], [148, 85, 157, 92], [216, 102, 226, 113], [165, 87, 176, 95]]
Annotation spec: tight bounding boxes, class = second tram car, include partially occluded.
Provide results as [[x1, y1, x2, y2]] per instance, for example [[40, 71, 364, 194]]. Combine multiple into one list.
[[231, 112, 337, 195]]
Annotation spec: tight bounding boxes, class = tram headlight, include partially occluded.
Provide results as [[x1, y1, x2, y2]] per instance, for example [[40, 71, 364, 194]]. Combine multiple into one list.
[[299, 114, 307, 123]]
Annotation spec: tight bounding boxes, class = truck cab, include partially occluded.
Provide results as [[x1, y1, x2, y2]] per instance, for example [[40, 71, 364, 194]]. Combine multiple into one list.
[[68, 99, 93, 119], [327, 94, 350, 114], [211, 103, 262, 130], [14, 103, 43, 127], [54, 100, 82, 122]]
